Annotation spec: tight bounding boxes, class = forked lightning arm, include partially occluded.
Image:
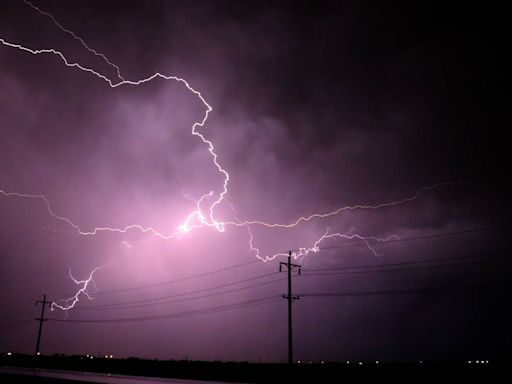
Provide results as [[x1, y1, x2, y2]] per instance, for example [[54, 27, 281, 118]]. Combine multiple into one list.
[[0, 2, 490, 310]]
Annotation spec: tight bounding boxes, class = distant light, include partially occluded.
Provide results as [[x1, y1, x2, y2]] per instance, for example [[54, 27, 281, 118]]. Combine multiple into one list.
[[419, 360, 423, 364], [36, 352, 40, 356], [86, 354, 89, 357], [476, 360, 479, 364], [308, 360, 312, 364], [109, 355, 114, 359], [321, 361, 325, 364], [297, 360, 301, 364], [90, 356, 94, 359], [104, 355, 108, 359], [486, 360, 489, 364], [375, 361, 379, 364], [358, 362, 363, 366], [346, 360, 350, 364], [7, 352, 12, 356], [468, 361, 472, 364]]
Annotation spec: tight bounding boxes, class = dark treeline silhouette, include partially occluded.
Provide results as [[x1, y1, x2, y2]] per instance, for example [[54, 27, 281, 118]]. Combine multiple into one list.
[[0, 353, 500, 383]]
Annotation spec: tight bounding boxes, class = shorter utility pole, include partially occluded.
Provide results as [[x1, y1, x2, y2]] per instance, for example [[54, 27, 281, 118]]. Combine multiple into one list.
[[280, 251, 301, 365], [35, 295, 52, 356]]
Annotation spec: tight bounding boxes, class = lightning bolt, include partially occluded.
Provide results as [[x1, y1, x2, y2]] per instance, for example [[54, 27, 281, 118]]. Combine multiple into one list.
[[225, 181, 492, 229], [293, 230, 399, 261], [248, 225, 399, 262], [0, 36, 226, 236], [0, 4, 495, 310], [51, 265, 106, 311], [21, 0, 125, 82]]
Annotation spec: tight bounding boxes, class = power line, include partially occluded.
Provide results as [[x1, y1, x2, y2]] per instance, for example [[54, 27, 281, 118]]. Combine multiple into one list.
[[49, 259, 262, 298], [297, 283, 511, 298], [0, 307, 36, 321], [0, 319, 33, 328], [47, 225, 510, 300], [48, 296, 281, 323], [302, 251, 511, 276], [56, 272, 281, 309], [3, 298, 37, 310], [54, 251, 511, 310], [302, 257, 511, 277], [54, 281, 509, 325], [0, 312, 35, 325], [307, 224, 511, 252], [70, 276, 287, 311]]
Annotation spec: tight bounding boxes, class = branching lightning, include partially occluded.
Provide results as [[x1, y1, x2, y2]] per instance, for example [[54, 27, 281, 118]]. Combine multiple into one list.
[[225, 181, 492, 229], [0, 2, 493, 311], [21, 0, 125, 82], [51, 265, 106, 311]]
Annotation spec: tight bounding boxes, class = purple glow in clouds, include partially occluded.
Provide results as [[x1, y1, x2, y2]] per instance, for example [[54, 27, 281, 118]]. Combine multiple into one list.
[[0, 27, 488, 309], [0, 0, 509, 363]]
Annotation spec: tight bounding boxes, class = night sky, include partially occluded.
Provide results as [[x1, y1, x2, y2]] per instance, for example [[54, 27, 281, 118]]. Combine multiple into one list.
[[0, 0, 510, 363]]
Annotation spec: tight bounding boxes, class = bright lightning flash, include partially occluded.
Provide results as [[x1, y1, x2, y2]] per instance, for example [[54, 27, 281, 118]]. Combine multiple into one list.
[[0, 2, 492, 311], [51, 266, 105, 311]]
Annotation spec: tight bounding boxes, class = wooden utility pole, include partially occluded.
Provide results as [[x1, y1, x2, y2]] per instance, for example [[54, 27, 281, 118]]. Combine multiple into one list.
[[35, 295, 52, 356], [280, 251, 301, 364]]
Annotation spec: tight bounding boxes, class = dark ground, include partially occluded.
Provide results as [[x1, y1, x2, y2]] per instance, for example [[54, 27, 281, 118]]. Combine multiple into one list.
[[0, 354, 503, 383], [0, 373, 80, 383]]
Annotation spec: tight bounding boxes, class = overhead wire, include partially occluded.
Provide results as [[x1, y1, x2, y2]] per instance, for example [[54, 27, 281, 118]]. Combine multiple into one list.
[[302, 251, 511, 276], [303, 224, 511, 252], [297, 283, 511, 298], [48, 259, 262, 298], [48, 296, 282, 323], [71, 275, 287, 311]]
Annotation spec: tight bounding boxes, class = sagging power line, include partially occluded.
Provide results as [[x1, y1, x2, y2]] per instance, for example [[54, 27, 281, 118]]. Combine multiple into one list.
[[45, 251, 511, 311], [53, 272, 283, 309], [45, 224, 511, 300], [310, 224, 511, 252], [49, 259, 262, 298], [297, 283, 511, 297], [48, 296, 281, 323], [302, 251, 512, 276], [69, 276, 286, 311]]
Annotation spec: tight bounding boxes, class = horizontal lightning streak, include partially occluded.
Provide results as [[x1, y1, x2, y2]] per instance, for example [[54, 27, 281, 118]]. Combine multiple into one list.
[[0, 10, 497, 313], [225, 181, 492, 229], [0, 41, 491, 255]]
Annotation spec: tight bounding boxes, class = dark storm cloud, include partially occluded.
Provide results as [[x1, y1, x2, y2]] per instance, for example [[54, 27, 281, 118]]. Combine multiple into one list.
[[0, 0, 510, 362]]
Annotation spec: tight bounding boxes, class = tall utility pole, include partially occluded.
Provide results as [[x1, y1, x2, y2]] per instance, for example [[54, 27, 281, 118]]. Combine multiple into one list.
[[280, 251, 301, 365], [35, 295, 52, 356]]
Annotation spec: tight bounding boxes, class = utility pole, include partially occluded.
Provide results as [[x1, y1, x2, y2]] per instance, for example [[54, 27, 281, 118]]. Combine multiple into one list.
[[280, 251, 301, 365], [35, 295, 52, 356]]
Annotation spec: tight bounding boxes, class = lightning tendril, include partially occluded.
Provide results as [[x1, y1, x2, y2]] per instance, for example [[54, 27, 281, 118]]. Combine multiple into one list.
[[0, 3, 492, 311]]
